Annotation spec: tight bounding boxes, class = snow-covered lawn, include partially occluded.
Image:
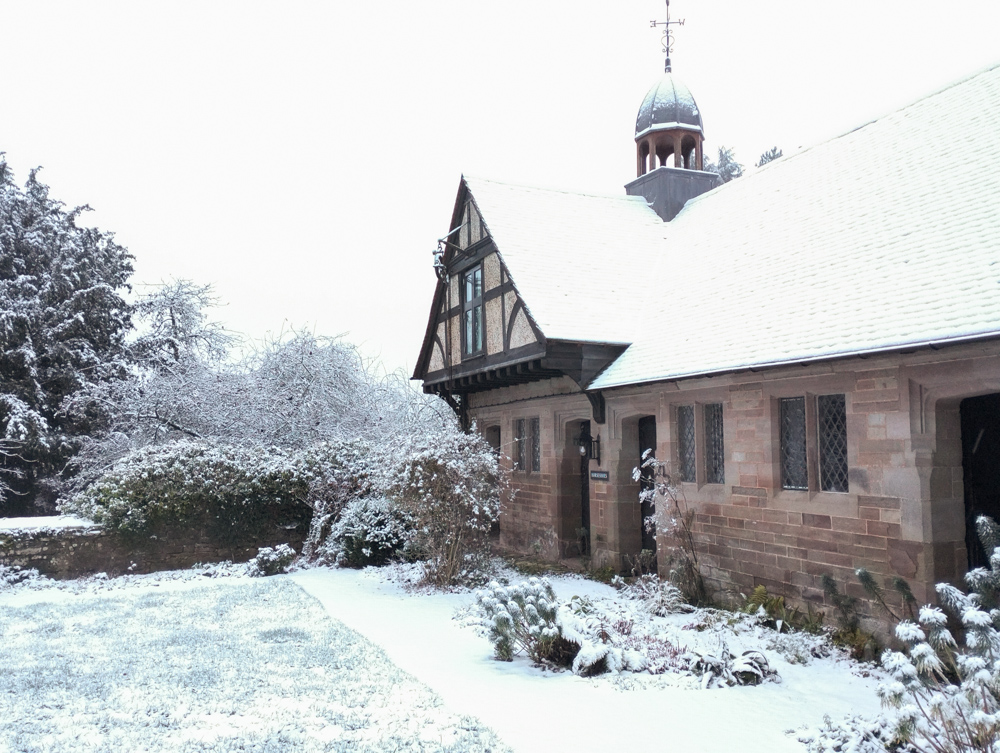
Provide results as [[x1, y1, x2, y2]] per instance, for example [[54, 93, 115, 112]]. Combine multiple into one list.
[[0, 574, 507, 752], [1, 564, 888, 753]]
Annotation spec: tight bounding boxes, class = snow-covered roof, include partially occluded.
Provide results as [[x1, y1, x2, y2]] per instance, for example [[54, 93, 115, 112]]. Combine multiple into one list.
[[463, 176, 668, 345], [466, 62, 1000, 390]]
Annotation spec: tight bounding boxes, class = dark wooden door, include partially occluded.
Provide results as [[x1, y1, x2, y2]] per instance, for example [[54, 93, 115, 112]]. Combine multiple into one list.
[[962, 394, 1000, 568], [638, 416, 657, 553]]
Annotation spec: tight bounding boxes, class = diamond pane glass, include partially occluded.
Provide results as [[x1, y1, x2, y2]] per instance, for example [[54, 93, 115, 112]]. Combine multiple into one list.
[[704, 403, 725, 484], [677, 405, 696, 482], [530, 417, 540, 472], [818, 394, 848, 493], [780, 397, 808, 490]]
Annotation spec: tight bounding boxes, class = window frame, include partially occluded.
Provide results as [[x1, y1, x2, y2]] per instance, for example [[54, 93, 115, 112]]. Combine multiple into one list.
[[674, 402, 725, 486], [777, 393, 849, 495], [461, 264, 484, 358], [513, 416, 541, 474], [704, 403, 725, 485]]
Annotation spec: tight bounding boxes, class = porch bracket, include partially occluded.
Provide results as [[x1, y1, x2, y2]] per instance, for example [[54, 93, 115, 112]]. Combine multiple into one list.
[[586, 391, 606, 425]]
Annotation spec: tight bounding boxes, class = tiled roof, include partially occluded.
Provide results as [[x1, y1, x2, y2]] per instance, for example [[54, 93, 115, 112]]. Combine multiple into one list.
[[466, 63, 1000, 390]]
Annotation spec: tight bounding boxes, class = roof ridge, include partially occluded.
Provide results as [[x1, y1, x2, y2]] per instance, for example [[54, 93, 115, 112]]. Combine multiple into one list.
[[463, 174, 647, 203], [679, 61, 1000, 212]]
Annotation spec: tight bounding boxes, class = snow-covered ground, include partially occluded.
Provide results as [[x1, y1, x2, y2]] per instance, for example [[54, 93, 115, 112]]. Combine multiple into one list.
[[1, 564, 888, 753], [0, 572, 507, 752], [293, 566, 886, 753]]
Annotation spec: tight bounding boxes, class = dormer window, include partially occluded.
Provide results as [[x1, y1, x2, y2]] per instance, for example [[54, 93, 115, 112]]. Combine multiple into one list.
[[462, 265, 484, 356]]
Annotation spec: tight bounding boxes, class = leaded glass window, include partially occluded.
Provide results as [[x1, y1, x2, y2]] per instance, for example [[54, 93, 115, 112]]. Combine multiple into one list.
[[704, 403, 725, 484], [780, 397, 808, 490], [514, 419, 526, 471], [462, 266, 483, 356], [818, 394, 848, 493], [677, 405, 696, 482], [530, 418, 541, 472]]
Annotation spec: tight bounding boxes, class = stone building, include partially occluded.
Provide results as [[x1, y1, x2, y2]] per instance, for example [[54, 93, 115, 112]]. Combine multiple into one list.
[[413, 62, 1000, 608]]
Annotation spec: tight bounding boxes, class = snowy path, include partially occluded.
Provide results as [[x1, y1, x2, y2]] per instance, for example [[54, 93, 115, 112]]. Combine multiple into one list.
[[292, 567, 885, 753]]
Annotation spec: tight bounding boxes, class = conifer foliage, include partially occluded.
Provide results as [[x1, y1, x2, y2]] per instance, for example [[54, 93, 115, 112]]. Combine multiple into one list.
[[0, 158, 133, 513]]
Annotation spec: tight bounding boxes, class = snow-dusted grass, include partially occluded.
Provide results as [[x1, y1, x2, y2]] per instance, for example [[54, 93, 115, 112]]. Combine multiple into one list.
[[0, 575, 508, 752]]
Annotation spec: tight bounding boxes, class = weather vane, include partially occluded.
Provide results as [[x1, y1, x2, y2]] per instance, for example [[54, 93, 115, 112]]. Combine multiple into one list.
[[650, 0, 684, 73]]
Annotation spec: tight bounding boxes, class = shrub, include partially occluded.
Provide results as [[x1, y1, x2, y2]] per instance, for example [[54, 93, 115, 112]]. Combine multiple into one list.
[[614, 573, 690, 616], [246, 544, 297, 576], [319, 496, 413, 567], [293, 439, 385, 559], [822, 574, 881, 661], [391, 431, 504, 585], [476, 578, 564, 663], [878, 516, 1000, 752], [60, 440, 311, 548], [633, 453, 708, 605], [742, 584, 824, 634]]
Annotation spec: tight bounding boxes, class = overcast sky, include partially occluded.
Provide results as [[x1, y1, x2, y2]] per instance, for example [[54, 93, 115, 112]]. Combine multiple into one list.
[[3, 1, 999, 376]]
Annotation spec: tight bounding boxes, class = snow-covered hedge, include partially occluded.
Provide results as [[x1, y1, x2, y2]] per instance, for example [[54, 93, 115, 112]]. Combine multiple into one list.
[[61, 440, 311, 546], [391, 431, 503, 585], [319, 496, 413, 568]]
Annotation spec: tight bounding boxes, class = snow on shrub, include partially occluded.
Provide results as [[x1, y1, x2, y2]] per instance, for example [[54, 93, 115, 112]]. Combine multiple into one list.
[[391, 431, 504, 585], [798, 714, 908, 753], [0, 564, 41, 590], [60, 440, 311, 546], [294, 439, 387, 559], [476, 577, 566, 663], [874, 515, 1000, 752], [613, 573, 690, 616], [475, 576, 778, 684], [319, 496, 413, 568], [246, 544, 297, 577]]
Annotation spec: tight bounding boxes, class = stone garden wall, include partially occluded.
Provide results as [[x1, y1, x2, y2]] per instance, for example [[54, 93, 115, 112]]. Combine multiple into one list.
[[0, 516, 308, 578]]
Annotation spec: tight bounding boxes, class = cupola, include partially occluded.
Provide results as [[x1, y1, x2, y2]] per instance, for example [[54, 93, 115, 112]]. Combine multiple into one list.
[[624, 0, 717, 222], [634, 72, 704, 175]]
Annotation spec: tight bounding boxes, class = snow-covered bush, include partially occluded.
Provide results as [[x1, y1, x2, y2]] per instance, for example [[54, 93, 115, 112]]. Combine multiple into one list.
[[0, 564, 41, 590], [614, 573, 690, 616], [877, 516, 1000, 752], [294, 439, 388, 559], [476, 578, 566, 663], [61, 440, 311, 546], [246, 544, 297, 576], [799, 714, 911, 753], [319, 496, 413, 568], [687, 645, 775, 688], [392, 431, 504, 585]]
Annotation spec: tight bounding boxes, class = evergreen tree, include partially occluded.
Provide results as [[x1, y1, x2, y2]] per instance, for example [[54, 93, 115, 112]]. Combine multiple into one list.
[[756, 146, 783, 167], [703, 146, 744, 184], [0, 157, 133, 514]]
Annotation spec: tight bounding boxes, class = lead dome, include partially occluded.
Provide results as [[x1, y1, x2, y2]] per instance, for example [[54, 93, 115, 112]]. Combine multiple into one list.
[[634, 72, 705, 175]]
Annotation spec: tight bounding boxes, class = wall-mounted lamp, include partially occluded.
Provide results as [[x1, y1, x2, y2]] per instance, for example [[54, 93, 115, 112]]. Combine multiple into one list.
[[432, 242, 448, 282], [577, 430, 601, 464]]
